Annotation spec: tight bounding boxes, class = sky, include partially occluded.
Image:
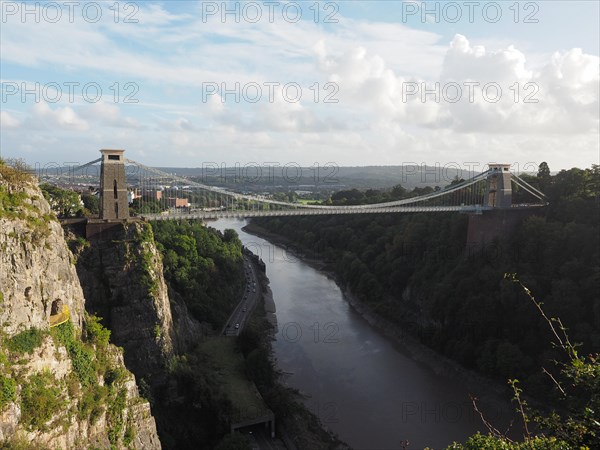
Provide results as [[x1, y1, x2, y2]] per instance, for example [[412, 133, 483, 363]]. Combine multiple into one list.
[[0, 0, 599, 171]]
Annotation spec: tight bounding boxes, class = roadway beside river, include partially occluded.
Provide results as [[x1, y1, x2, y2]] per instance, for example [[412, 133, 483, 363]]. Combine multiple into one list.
[[222, 255, 261, 336]]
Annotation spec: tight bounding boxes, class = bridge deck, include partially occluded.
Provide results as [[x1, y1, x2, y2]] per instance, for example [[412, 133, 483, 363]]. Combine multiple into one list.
[[141, 204, 544, 221]]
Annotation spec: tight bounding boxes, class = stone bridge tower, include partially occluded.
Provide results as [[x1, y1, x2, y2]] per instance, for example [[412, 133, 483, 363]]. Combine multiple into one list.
[[99, 149, 129, 220], [484, 164, 512, 209]]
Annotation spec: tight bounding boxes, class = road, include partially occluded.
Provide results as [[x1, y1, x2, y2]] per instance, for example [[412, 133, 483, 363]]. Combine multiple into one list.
[[222, 255, 261, 337]]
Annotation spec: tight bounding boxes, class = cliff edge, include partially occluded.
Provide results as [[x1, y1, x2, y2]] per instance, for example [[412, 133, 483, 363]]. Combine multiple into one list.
[[0, 163, 161, 449]]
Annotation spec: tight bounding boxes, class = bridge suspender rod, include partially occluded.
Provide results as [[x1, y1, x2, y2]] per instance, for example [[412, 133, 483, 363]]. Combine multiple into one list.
[[511, 176, 547, 202], [511, 175, 547, 200]]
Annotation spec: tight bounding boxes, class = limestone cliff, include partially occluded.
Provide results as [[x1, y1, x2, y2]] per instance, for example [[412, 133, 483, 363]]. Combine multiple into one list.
[[73, 222, 201, 387], [0, 165, 161, 449]]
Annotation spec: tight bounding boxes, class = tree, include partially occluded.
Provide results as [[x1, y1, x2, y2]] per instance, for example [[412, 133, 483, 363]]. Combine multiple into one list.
[[40, 183, 83, 217], [82, 194, 99, 215], [537, 162, 551, 191], [451, 275, 599, 449]]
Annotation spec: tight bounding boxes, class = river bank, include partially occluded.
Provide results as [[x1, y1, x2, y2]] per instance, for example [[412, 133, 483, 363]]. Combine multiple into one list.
[[242, 221, 514, 407]]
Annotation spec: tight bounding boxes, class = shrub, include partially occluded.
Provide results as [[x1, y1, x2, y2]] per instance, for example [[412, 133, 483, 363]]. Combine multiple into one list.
[[78, 384, 108, 424], [0, 374, 16, 410], [20, 371, 64, 431], [7, 328, 43, 354], [107, 388, 127, 447], [51, 321, 98, 387], [69, 341, 97, 388], [84, 314, 111, 347]]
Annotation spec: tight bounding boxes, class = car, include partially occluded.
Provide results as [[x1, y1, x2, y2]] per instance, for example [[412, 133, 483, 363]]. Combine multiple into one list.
[[242, 308, 246, 312], [235, 323, 240, 329]]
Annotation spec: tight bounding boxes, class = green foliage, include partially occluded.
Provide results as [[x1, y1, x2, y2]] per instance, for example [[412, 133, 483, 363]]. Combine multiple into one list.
[[78, 384, 108, 424], [107, 388, 127, 448], [123, 419, 136, 447], [6, 328, 43, 354], [253, 165, 599, 397], [0, 374, 16, 410], [51, 320, 97, 387], [151, 220, 245, 328], [130, 197, 163, 214], [0, 158, 33, 185], [135, 224, 161, 297], [0, 180, 54, 243], [85, 314, 111, 347], [81, 193, 100, 214], [69, 341, 98, 388], [504, 275, 600, 449], [0, 437, 51, 449], [39, 183, 83, 218], [20, 371, 64, 431], [68, 236, 90, 259], [104, 367, 128, 387], [50, 319, 75, 348], [444, 432, 568, 449]]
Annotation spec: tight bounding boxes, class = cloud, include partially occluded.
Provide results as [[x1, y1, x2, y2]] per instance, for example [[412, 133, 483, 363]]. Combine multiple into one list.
[[442, 34, 532, 82], [79, 102, 142, 129], [0, 111, 21, 129], [0, 1, 597, 169], [29, 102, 89, 131], [314, 34, 599, 134]]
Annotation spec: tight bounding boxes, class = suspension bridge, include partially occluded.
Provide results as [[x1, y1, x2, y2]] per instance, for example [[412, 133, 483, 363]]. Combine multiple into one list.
[[39, 149, 547, 225]]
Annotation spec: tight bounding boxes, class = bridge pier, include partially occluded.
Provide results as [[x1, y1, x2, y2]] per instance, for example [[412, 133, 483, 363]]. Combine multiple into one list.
[[465, 209, 539, 252]]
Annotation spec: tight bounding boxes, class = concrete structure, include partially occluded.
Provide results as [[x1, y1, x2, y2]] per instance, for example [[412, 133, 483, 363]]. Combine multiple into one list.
[[484, 164, 512, 209], [466, 208, 539, 251], [99, 149, 129, 220]]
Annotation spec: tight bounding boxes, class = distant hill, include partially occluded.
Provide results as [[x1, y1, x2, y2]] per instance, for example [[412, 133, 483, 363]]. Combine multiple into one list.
[[154, 165, 478, 192]]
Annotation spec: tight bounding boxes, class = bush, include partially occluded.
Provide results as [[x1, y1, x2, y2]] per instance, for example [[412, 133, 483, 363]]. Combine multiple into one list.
[[0, 374, 16, 410], [78, 384, 108, 424], [7, 328, 43, 354], [20, 371, 64, 431], [84, 314, 111, 347], [51, 321, 98, 387], [445, 433, 568, 449], [69, 340, 97, 388]]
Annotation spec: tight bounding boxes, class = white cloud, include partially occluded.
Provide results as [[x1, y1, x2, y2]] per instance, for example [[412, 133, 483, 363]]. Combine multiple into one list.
[[79, 102, 142, 129], [0, 111, 21, 129], [29, 102, 89, 131], [0, 1, 597, 169]]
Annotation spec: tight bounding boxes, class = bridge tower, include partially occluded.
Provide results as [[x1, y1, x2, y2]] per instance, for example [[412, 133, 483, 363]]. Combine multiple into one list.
[[484, 164, 512, 209], [99, 149, 129, 220]]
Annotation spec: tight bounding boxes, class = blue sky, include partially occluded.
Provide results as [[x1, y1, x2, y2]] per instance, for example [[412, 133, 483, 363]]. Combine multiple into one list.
[[1, 1, 598, 170]]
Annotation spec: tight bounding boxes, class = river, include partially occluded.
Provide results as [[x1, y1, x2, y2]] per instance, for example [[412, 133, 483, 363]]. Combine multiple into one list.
[[211, 218, 511, 449]]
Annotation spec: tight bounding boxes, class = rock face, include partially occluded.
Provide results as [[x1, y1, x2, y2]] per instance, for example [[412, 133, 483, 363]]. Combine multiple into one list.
[[74, 223, 174, 385], [0, 182, 84, 335], [74, 222, 200, 386], [0, 168, 162, 449]]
